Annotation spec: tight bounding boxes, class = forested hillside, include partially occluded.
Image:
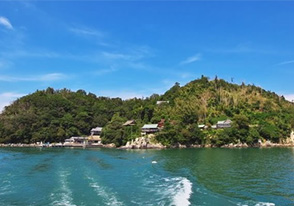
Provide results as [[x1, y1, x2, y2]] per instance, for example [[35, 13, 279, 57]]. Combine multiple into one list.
[[1, 76, 294, 147]]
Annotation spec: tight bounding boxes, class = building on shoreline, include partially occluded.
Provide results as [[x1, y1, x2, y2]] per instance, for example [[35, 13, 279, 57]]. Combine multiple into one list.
[[201, 119, 232, 130], [63, 126, 103, 147], [141, 124, 159, 135], [90, 127, 102, 136], [87, 136, 102, 145], [88, 126, 103, 146], [64, 136, 87, 146], [216, 120, 232, 128]]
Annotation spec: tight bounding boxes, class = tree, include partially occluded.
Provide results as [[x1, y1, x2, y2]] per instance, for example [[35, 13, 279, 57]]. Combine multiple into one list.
[[156, 121, 182, 146], [101, 113, 126, 146], [258, 122, 280, 142], [181, 124, 204, 145], [234, 115, 250, 130], [247, 128, 260, 145], [0, 76, 293, 147]]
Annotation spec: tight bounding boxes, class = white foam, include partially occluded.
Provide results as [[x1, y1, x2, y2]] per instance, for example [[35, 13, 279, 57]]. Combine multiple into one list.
[[143, 175, 193, 205], [51, 170, 76, 206], [0, 180, 12, 195], [255, 203, 275, 206], [171, 177, 193, 206], [86, 175, 123, 206], [238, 201, 275, 206]]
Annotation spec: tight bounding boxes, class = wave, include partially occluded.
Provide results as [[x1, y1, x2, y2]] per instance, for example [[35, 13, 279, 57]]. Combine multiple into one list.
[[171, 177, 193, 206], [255, 203, 275, 206], [144, 176, 193, 206], [50, 170, 76, 206], [238, 201, 275, 206], [85, 175, 123, 206], [0, 180, 13, 196]]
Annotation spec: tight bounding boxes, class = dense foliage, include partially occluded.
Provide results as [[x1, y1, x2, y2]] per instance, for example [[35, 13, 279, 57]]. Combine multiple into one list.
[[1, 76, 294, 147]]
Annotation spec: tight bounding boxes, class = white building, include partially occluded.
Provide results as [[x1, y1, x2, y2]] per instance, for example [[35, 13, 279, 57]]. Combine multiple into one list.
[[216, 120, 232, 128]]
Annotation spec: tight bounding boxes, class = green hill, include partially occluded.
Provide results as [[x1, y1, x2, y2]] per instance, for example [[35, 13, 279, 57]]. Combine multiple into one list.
[[1, 76, 294, 147]]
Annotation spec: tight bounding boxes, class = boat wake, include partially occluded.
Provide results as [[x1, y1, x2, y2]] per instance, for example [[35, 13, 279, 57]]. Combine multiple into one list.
[[171, 177, 193, 206], [85, 175, 123, 206], [143, 175, 193, 206], [255, 203, 275, 206], [238, 201, 276, 206], [50, 170, 76, 206]]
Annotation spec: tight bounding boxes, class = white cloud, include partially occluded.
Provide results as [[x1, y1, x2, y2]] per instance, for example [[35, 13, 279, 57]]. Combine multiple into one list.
[[0, 92, 25, 113], [0, 61, 5, 69], [276, 60, 294, 66], [101, 46, 152, 61], [96, 85, 167, 100], [69, 26, 112, 47], [0, 16, 13, 30], [101, 52, 132, 60], [206, 43, 278, 55], [179, 72, 194, 79], [98, 90, 147, 100], [0, 73, 67, 82], [39, 73, 66, 81], [283, 94, 294, 102], [180, 53, 201, 65], [1, 50, 60, 59], [0, 59, 14, 70], [95, 67, 117, 76], [69, 27, 105, 38]]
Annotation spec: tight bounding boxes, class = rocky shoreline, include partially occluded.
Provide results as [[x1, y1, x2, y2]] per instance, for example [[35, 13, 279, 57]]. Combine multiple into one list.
[[1, 138, 294, 149], [0, 143, 116, 148], [119, 136, 166, 149], [117, 137, 294, 149], [1, 143, 294, 149]]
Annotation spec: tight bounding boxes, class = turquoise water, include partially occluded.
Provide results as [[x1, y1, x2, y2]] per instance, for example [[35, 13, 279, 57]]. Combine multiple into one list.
[[1, 148, 294, 206]]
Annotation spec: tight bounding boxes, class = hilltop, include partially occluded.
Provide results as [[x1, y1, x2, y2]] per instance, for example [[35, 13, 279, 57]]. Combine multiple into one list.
[[0, 76, 294, 147]]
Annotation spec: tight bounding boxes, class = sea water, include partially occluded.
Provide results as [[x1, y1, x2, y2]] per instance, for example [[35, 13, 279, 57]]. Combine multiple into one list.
[[0, 147, 294, 206]]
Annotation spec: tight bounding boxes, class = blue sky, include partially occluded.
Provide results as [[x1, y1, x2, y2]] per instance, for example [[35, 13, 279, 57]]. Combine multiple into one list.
[[1, 1, 294, 111]]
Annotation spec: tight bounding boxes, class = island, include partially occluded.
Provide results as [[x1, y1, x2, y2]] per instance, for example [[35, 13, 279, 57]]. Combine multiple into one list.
[[1, 76, 294, 149]]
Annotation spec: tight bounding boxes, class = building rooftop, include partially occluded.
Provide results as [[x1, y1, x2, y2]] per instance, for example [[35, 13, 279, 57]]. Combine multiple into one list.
[[66, 136, 87, 140], [217, 120, 232, 124], [142, 124, 158, 129], [91, 127, 103, 132]]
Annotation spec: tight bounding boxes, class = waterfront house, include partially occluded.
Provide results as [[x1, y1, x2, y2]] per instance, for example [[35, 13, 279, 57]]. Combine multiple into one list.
[[90, 127, 103, 136], [87, 135, 102, 145], [216, 120, 232, 128], [141, 124, 159, 135], [88, 127, 103, 145], [64, 136, 87, 146]]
